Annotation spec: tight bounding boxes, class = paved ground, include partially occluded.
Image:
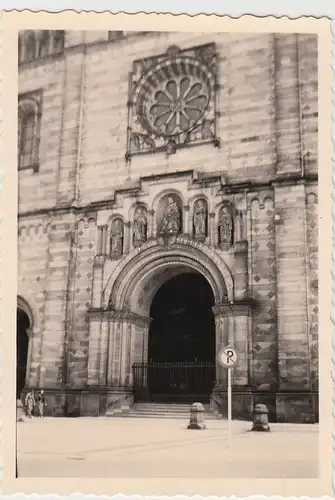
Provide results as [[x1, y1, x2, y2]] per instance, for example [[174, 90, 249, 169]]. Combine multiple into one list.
[[17, 417, 319, 478]]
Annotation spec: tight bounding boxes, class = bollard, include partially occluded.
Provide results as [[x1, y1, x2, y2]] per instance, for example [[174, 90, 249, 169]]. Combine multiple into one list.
[[251, 403, 270, 432], [187, 402, 206, 430], [16, 399, 26, 422]]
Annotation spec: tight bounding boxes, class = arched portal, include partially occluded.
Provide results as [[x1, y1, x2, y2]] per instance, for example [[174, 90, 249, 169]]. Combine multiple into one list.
[[88, 240, 242, 401], [148, 272, 215, 363], [16, 308, 30, 399]]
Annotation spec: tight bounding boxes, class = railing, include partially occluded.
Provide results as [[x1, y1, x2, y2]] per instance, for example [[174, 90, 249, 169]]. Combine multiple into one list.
[[132, 361, 216, 400]]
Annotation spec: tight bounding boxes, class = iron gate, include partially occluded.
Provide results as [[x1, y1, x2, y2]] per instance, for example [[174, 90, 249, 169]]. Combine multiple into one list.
[[132, 361, 216, 401]]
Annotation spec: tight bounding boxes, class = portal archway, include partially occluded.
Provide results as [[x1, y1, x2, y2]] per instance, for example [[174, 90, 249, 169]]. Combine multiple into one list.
[[148, 272, 215, 363], [16, 307, 30, 398]]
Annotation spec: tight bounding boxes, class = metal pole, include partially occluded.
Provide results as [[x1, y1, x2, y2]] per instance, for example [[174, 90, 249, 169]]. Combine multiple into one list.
[[228, 366, 232, 449]]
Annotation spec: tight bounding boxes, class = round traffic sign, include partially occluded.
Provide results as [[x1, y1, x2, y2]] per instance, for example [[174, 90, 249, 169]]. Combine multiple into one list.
[[218, 346, 238, 368]]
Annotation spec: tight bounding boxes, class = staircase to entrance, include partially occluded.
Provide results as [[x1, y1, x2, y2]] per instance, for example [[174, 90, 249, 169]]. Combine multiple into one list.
[[106, 402, 223, 420]]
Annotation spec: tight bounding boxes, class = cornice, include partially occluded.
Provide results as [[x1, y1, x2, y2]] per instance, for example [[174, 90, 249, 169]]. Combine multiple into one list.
[[87, 307, 152, 327], [18, 172, 318, 220]]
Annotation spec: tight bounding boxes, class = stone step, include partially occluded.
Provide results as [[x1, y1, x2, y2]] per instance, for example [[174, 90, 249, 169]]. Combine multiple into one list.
[[133, 404, 210, 410], [107, 402, 223, 419], [114, 413, 220, 420]]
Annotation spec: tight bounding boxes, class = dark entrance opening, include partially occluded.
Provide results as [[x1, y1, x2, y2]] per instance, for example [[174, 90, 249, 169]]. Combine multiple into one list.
[[146, 272, 216, 401], [16, 308, 30, 399]]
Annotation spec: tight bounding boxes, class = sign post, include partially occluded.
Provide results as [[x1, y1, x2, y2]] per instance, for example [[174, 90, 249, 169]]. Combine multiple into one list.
[[218, 345, 238, 450]]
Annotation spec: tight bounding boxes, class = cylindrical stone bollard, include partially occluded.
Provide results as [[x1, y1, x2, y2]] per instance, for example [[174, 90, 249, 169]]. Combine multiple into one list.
[[251, 403, 270, 432], [16, 399, 26, 422], [187, 402, 206, 430]]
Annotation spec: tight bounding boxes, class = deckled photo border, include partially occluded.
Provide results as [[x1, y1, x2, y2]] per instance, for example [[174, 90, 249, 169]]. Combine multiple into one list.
[[0, 10, 333, 498]]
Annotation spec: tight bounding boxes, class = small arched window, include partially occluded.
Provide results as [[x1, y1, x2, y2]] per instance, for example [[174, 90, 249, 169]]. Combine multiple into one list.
[[19, 30, 65, 64], [18, 94, 41, 171]]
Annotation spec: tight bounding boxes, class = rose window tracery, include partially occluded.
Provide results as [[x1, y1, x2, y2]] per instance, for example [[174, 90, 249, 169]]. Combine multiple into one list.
[[127, 43, 219, 159], [141, 72, 210, 137]]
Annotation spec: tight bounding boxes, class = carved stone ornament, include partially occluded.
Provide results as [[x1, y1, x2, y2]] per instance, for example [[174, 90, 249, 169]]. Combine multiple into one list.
[[110, 219, 124, 259], [218, 205, 233, 250], [127, 43, 219, 158], [193, 199, 207, 242], [133, 207, 147, 247], [160, 196, 181, 235]]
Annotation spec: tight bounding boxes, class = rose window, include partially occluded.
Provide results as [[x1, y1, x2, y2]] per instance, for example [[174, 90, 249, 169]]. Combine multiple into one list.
[[135, 57, 212, 138], [149, 77, 209, 136]]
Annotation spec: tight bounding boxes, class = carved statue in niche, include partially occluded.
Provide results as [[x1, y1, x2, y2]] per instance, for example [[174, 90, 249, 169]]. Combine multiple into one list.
[[133, 207, 147, 246], [110, 219, 124, 258], [193, 200, 207, 241], [160, 196, 181, 235], [218, 205, 233, 250]]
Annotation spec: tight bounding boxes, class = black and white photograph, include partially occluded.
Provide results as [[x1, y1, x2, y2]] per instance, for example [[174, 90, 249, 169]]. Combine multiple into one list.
[[1, 11, 333, 498]]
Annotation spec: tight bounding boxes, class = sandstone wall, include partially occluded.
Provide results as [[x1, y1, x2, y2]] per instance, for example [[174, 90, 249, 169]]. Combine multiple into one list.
[[18, 31, 318, 395]]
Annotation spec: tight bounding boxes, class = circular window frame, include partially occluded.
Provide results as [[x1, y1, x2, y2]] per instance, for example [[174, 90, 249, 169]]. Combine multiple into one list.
[[133, 55, 215, 139]]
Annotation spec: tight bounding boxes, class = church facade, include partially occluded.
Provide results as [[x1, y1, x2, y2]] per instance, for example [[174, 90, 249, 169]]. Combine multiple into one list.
[[17, 30, 318, 422]]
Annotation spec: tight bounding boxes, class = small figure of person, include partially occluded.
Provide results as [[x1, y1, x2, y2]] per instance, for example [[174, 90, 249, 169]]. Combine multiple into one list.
[[24, 390, 35, 419], [36, 390, 47, 418]]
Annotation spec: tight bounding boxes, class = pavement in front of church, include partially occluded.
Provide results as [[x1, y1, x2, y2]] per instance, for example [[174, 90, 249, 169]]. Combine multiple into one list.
[[16, 416, 318, 478]]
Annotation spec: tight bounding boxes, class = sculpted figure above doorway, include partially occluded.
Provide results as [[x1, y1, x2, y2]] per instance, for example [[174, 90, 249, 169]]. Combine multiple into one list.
[[193, 199, 208, 241], [133, 206, 147, 247], [110, 218, 124, 259], [160, 196, 181, 235]]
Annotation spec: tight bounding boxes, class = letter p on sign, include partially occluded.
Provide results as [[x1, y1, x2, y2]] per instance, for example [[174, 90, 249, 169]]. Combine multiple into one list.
[[218, 346, 237, 368]]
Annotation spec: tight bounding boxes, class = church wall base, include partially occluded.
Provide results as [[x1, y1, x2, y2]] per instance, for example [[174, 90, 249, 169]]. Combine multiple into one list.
[[211, 388, 319, 423], [23, 386, 318, 423], [23, 387, 134, 417], [275, 391, 319, 424], [210, 386, 254, 421]]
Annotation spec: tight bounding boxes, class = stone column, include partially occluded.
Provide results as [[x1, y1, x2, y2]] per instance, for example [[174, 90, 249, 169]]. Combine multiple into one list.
[[183, 205, 190, 234], [231, 303, 251, 386], [131, 317, 151, 391], [234, 241, 249, 301], [98, 315, 109, 385], [106, 319, 122, 386], [124, 222, 132, 253], [213, 310, 228, 387], [101, 225, 108, 255], [120, 320, 130, 386], [209, 212, 216, 246], [92, 263, 105, 311], [97, 226, 104, 255], [87, 311, 102, 386], [106, 318, 117, 386], [149, 210, 156, 239], [124, 323, 133, 386]]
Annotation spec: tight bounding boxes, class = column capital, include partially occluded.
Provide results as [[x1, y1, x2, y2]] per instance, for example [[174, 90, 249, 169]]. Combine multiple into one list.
[[213, 301, 252, 316], [209, 212, 216, 219], [88, 307, 152, 328]]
